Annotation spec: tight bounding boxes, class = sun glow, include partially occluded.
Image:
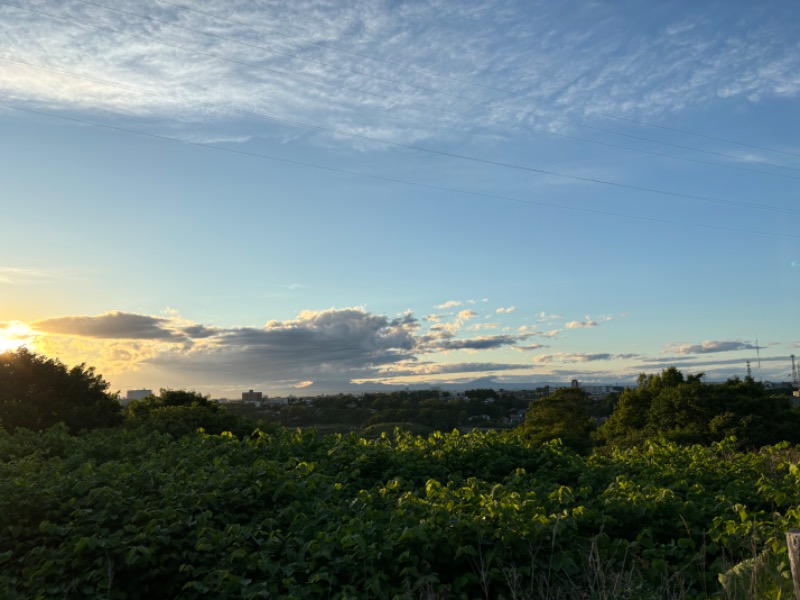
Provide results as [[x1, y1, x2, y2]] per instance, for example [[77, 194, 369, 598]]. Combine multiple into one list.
[[0, 321, 35, 353]]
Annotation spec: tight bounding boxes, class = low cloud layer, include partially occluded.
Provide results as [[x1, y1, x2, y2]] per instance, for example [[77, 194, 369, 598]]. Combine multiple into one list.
[[35, 311, 182, 340], [16, 307, 796, 393], [667, 340, 759, 355], [27, 307, 537, 388], [533, 352, 641, 364]]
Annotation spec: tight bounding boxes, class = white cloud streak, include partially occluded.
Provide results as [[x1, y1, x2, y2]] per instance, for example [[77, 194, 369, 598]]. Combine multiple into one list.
[[1, 0, 797, 151], [667, 340, 759, 354]]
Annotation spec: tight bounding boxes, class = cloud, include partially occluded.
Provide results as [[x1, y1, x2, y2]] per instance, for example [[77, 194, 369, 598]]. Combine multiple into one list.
[[374, 361, 527, 378], [293, 380, 314, 388], [435, 300, 462, 309], [538, 313, 562, 321], [457, 309, 478, 320], [468, 323, 499, 331], [667, 340, 759, 354], [149, 307, 420, 384], [4, 0, 795, 158], [434, 334, 521, 351], [565, 320, 598, 329], [496, 306, 516, 314], [513, 344, 547, 352], [34, 311, 183, 340], [180, 325, 219, 339], [0, 266, 77, 285], [533, 352, 641, 364], [540, 329, 561, 338]]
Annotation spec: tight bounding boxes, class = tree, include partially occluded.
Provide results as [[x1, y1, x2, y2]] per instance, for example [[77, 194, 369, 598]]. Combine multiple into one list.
[[126, 389, 257, 438], [516, 387, 595, 453], [597, 368, 800, 448], [0, 348, 121, 433]]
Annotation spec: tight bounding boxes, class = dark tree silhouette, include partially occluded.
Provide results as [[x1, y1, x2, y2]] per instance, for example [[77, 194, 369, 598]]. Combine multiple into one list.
[[0, 348, 121, 432]]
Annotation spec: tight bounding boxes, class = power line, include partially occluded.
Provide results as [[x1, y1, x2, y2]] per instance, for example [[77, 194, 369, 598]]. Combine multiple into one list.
[[2, 102, 797, 240], [157, 0, 800, 161], [4, 56, 798, 217], [4, 16, 798, 185], [579, 108, 800, 160], [30, 0, 800, 173]]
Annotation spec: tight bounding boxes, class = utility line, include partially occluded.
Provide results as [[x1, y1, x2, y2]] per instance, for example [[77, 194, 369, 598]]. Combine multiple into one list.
[[6, 11, 800, 178], [31, 0, 800, 172], [2, 102, 797, 240], [4, 57, 798, 217], [157, 0, 800, 160]]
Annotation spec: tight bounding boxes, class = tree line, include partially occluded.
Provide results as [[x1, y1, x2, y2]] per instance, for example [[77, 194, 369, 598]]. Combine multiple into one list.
[[2, 349, 797, 452], [518, 366, 800, 452]]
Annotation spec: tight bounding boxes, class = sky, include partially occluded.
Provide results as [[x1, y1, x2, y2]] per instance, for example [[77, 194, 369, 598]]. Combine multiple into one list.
[[1, 0, 798, 397]]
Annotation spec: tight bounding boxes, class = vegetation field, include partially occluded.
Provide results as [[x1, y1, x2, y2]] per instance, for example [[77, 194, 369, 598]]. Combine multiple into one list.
[[3, 349, 800, 598], [3, 424, 800, 599]]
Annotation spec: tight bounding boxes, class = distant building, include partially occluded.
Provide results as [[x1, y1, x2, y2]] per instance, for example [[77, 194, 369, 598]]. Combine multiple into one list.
[[242, 389, 263, 402], [121, 389, 152, 407]]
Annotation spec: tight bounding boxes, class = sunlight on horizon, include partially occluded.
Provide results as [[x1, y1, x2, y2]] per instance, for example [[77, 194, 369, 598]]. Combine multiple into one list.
[[0, 321, 36, 353]]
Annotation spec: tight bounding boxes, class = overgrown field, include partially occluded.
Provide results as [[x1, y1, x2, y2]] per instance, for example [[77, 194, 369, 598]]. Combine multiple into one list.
[[2, 425, 800, 599]]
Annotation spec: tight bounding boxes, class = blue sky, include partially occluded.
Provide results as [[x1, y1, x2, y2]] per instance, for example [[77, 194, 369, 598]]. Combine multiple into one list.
[[1, 0, 798, 396]]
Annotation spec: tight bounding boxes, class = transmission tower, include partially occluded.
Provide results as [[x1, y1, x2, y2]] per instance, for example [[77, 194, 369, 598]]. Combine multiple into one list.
[[792, 354, 799, 389], [746, 360, 752, 379]]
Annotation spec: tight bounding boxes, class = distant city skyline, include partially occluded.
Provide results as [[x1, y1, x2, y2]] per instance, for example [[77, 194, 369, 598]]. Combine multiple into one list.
[[1, 0, 798, 396]]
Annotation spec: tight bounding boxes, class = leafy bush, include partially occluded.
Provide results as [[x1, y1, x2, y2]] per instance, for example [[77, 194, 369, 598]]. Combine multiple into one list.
[[125, 389, 258, 438], [3, 426, 799, 598], [0, 349, 121, 433]]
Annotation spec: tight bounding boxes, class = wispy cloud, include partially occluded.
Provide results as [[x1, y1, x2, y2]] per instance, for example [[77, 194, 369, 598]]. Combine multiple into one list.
[[513, 344, 547, 352], [2, 0, 796, 152], [667, 340, 759, 354], [435, 300, 462, 309], [0, 266, 77, 285], [533, 352, 641, 364], [565, 320, 598, 329], [433, 334, 521, 352]]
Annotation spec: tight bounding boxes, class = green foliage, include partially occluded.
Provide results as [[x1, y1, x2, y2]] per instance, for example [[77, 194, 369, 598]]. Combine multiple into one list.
[[125, 389, 257, 439], [517, 387, 596, 453], [597, 368, 800, 449], [0, 348, 121, 433], [4, 427, 800, 598], [228, 388, 530, 433]]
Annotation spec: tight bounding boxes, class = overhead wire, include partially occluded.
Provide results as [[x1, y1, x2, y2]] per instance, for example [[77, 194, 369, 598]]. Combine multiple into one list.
[[40, 0, 800, 172], [1, 102, 796, 240], [4, 2, 799, 180], [156, 0, 800, 160], [3, 56, 798, 217]]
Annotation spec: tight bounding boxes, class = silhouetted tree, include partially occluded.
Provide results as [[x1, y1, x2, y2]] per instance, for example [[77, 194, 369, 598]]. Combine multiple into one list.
[[0, 348, 121, 432], [126, 389, 255, 438]]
